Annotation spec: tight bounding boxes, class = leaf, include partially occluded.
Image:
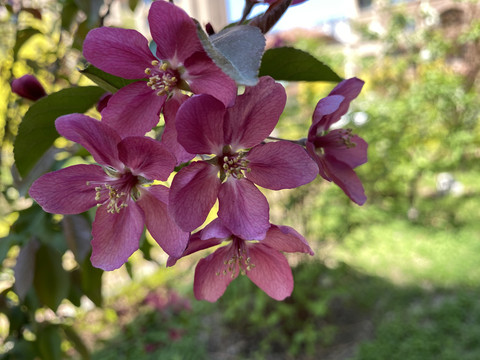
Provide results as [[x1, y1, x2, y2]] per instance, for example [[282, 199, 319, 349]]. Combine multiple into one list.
[[73, 0, 102, 27], [81, 256, 103, 306], [197, 24, 265, 86], [62, 325, 91, 360], [259, 47, 343, 82], [61, 0, 79, 31], [14, 86, 105, 178], [33, 244, 70, 311], [13, 238, 40, 301], [79, 65, 137, 93], [62, 214, 92, 263], [13, 28, 40, 60], [249, 0, 292, 34], [36, 323, 62, 360]]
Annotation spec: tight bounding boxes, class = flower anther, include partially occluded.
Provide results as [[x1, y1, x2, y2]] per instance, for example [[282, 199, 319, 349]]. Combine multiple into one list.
[[144, 60, 179, 96]]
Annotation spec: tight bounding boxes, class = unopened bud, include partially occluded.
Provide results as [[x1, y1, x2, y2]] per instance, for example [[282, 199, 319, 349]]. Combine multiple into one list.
[[11, 74, 47, 101]]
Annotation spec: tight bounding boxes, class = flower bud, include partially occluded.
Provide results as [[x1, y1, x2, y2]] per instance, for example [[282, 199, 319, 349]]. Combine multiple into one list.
[[96, 92, 112, 113], [11, 74, 47, 101]]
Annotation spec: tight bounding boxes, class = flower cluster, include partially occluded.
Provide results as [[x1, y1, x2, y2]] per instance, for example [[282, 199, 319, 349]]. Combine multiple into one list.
[[29, 1, 367, 302]]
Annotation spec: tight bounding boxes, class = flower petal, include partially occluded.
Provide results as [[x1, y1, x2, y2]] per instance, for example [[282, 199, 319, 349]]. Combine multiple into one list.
[[224, 76, 286, 151], [323, 132, 368, 169], [167, 232, 224, 267], [246, 141, 318, 190], [308, 95, 344, 137], [262, 225, 314, 255], [29, 164, 108, 214], [323, 154, 367, 205], [137, 185, 189, 258], [246, 243, 293, 301], [184, 51, 237, 107], [161, 93, 195, 165], [194, 244, 237, 302], [91, 200, 145, 270], [313, 77, 364, 132], [83, 27, 155, 79], [169, 162, 220, 232], [148, 1, 202, 63], [118, 137, 175, 181], [101, 82, 165, 138], [175, 94, 226, 155], [200, 218, 232, 240], [55, 114, 122, 168], [218, 178, 269, 240]]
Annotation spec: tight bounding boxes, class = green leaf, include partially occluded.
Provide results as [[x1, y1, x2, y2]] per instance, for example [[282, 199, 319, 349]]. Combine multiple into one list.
[[61, 0, 79, 31], [79, 65, 138, 93], [14, 86, 105, 178], [62, 214, 92, 263], [259, 47, 343, 82], [33, 245, 70, 311], [62, 325, 91, 360], [197, 24, 265, 86], [81, 256, 103, 306], [36, 323, 62, 360], [13, 238, 40, 301], [13, 28, 40, 60]]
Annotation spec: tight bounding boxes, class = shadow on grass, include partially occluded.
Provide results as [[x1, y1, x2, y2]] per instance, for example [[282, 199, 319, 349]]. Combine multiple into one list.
[[89, 260, 480, 360]]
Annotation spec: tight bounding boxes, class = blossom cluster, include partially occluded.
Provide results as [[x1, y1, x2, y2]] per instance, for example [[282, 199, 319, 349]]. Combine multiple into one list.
[[28, 1, 367, 302]]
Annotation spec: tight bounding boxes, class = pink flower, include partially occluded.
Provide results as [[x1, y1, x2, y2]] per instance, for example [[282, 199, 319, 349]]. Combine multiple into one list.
[[306, 77, 368, 205], [168, 219, 314, 302], [11, 74, 47, 101], [83, 0, 236, 138], [29, 114, 188, 270], [169, 77, 318, 240]]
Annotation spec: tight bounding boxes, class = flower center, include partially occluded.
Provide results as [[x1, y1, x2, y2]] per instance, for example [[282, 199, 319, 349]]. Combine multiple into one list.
[[216, 239, 255, 278], [87, 170, 139, 214], [144, 60, 179, 96], [219, 153, 250, 181], [337, 128, 357, 148]]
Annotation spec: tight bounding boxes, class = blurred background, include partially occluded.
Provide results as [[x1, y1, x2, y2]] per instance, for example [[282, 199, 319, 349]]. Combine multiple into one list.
[[1, 0, 480, 359]]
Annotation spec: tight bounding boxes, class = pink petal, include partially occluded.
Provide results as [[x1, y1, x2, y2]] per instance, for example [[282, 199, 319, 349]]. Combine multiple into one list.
[[313, 77, 364, 132], [29, 164, 108, 214], [175, 94, 226, 155], [218, 178, 269, 240], [194, 244, 238, 302], [169, 162, 221, 232], [323, 132, 368, 169], [83, 27, 156, 79], [200, 218, 232, 240], [246, 141, 318, 190], [262, 225, 314, 255], [183, 51, 237, 107], [101, 82, 165, 138], [91, 200, 145, 270], [323, 154, 367, 205], [136, 185, 189, 258], [148, 1, 202, 64], [161, 93, 195, 165], [55, 114, 122, 169], [224, 76, 286, 151], [118, 137, 175, 181], [167, 232, 223, 267], [246, 243, 293, 301], [309, 95, 344, 136]]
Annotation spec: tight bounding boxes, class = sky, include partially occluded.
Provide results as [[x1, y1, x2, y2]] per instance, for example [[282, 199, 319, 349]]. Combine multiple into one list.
[[225, 0, 353, 32]]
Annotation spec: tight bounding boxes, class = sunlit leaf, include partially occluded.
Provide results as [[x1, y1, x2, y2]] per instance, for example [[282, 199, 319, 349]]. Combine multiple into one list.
[[259, 47, 342, 82], [14, 86, 105, 178], [13, 28, 40, 60]]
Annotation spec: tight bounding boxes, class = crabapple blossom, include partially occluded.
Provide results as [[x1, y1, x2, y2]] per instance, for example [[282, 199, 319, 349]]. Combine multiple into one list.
[[29, 114, 188, 270], [83, 0, 236, 138], [169, 76, 318, 240], [306, 77, 368, 205]]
